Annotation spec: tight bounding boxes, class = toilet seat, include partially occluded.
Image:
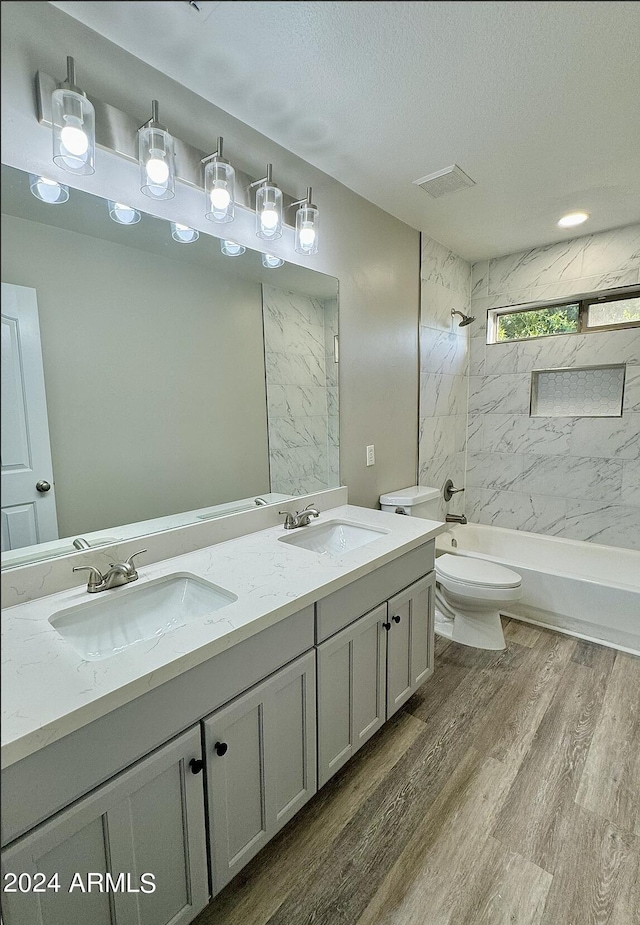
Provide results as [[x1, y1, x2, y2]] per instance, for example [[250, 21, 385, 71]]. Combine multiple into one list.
[[436, 554, 521, 589]]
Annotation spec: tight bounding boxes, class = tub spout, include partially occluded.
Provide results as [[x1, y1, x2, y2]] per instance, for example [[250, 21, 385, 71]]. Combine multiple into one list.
[[445, 513, 467, 524]]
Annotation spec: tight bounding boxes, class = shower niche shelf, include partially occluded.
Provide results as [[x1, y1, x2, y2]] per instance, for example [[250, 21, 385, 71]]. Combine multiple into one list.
[[530, 364, 625, 418]]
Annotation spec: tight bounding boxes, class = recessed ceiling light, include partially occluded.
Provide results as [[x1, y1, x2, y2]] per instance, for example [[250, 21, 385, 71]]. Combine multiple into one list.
[[558, 211, 589, 228]]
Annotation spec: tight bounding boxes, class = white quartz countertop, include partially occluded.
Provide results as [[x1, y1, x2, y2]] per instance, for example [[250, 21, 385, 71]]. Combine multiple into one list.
[[1, 505, 445, 769]]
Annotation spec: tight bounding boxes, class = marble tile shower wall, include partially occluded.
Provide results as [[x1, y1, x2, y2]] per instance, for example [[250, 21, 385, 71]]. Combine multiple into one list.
[[419, 235, 472, 520], [467, 223, 640, 550], [262, 285, 340, 496]]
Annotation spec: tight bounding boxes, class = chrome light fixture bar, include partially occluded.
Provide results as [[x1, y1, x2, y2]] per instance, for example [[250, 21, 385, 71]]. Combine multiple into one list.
[[51, 56, 95, 175], [138, 100, 175, 200], [202, 137, 235, 224], [35, 70, 309, 232]]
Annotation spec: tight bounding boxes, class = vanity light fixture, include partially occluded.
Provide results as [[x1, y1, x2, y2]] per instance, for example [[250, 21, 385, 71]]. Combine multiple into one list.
[[108, 201, 141, 225], [262, 254, 284, 268], [171, 222, 199, 243], [558, 211, 589, 228], [202, 137, 235, 224], [138, 100, 175, 200], [29, 174, 69, 204], [290, 186, 319, 255], [221, 240, 245, 257], [51, 57, 95, 175], [251, 164, 283, 241]]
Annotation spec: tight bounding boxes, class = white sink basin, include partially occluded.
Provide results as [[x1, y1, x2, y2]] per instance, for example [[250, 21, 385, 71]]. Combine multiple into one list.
[[279, 520, 388, 556], [49, 573, 237, 661]]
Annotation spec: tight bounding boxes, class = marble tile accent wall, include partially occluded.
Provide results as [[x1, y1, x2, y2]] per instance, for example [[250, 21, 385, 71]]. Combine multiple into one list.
[[418, 234, 471, 520], [467, 223, 640, 549], [262, 286, 340, 496]]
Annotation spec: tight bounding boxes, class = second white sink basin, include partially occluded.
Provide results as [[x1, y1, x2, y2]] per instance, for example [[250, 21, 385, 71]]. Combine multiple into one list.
[[279, 520, 388, 556], [49, 573, 237, 661]]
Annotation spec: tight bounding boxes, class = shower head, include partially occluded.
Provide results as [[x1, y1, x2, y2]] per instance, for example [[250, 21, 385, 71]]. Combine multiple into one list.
[[452, 309, 475, 327]]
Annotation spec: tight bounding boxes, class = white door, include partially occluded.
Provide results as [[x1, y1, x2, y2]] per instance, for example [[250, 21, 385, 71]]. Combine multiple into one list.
[[1, 282, 58, 551]]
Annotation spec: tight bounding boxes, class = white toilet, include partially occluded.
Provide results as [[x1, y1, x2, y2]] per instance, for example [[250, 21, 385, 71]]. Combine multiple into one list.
[[379, 486, 522, 650]]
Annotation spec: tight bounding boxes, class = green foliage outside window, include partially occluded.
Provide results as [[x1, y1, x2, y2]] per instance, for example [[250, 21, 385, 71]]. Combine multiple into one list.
[[497, 303, 579, 341]]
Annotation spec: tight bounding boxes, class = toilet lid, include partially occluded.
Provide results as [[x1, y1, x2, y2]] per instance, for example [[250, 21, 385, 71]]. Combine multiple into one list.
[[436, 553, 521, 589]]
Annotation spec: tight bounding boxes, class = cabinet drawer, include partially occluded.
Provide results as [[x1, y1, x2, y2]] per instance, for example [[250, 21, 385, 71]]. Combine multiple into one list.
[[315, 543, 434, 643]]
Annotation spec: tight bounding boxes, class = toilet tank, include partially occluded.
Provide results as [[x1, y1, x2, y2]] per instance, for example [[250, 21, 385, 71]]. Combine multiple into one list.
[[379, 486, 441, 518]]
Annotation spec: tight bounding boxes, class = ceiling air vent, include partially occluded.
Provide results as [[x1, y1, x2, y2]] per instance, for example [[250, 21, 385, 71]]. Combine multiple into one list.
[[413, 165, 475, 198]]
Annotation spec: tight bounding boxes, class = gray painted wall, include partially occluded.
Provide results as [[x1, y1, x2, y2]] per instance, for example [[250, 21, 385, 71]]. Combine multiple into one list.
[[2, 213, 270, 537], [467, 224, 640, 549], [1, 1, 420, 510]]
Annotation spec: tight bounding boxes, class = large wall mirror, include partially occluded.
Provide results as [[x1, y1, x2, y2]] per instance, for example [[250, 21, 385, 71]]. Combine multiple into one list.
[[1, 164, 339, 567]]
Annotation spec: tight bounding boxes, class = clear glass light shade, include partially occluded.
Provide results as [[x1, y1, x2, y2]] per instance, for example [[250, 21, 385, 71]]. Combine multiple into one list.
[[108, 201, 141, 225], [295, 204, 319, 255], [29, 175, 69, 204], [139, 126, 175, 200], [262, 254, 284, 268], [205, 160, 235, 223], [256, 184, 283, 240], [221, 240, 245, 257], [171, 222, 199, 244], [52, 88, 95, 175]]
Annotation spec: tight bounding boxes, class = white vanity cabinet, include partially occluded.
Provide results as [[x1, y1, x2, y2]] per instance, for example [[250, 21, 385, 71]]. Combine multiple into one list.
[[204, 651, 316, 894], [0, 727, 209, 925], [317, 565, 436, 787]]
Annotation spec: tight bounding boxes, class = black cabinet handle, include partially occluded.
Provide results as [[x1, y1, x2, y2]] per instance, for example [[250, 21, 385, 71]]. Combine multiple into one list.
[[189, 758, 204, 774], [392, 615, 401, 623], [214, 741, 228, 757], [382, 621, 391, 631]]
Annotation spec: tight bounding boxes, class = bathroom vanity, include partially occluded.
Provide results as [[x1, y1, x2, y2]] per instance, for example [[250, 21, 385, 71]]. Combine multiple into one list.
[[0, 503, 444, 925]]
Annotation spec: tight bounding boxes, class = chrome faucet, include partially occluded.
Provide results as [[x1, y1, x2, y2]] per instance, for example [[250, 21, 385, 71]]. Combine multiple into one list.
[[279, 504, 320, 529], [445, 513, 467, 525], [73, 537, 91, 550], [73, 550, 147, 593], [254, 497, 269, 506]]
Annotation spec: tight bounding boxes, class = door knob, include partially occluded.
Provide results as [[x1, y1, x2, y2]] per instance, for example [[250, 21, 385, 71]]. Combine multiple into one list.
[[214, 741, 228, 757], [36, 480, 51, 492], [189, 758, 204, 774], [382, 621, 391, 631], [392, 615, 401, 623]]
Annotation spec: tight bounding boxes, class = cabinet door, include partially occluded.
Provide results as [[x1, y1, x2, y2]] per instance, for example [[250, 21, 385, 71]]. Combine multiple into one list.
[[317, 603, 387, 788], [1, 727, 209, 925], [204, 651, 316, 894], [386, 573, 435, 717]]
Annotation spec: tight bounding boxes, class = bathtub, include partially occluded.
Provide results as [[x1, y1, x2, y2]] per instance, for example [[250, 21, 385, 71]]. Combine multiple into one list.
[[436, 523, 640, 656]]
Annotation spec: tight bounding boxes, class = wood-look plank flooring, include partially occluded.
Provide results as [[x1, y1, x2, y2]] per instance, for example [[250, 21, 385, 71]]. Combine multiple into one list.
[[194, 622, 640, 925]]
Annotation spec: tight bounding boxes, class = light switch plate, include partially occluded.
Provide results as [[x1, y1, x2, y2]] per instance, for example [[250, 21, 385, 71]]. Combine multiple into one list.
[[366, 445, 375, 467]]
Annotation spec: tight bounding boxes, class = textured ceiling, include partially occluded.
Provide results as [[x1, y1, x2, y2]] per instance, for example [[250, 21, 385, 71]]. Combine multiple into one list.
[[50, 1, 640, 260]]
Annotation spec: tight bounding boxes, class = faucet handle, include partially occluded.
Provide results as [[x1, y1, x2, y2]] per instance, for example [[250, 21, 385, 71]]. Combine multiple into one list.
[[72, 565, 104, 592], [279, 511, 296, 529], [123, 549, 147, 573]]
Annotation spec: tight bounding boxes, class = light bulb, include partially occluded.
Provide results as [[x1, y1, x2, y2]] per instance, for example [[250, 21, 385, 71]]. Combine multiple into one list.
[[221, 240, 245, 257], [146, 156, 170, 185], [299, 223, 316, 250], [171, 223, 199, 244], [261, 208, 279, 232], [37, 178, 64, 203], [60, 123, 89, 157], [557, 211, 589, 228], [210, 185, 231, 210], [262, 254, 284, 268], [109, 201, 140, 225], [29, 175, 69, 204]]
